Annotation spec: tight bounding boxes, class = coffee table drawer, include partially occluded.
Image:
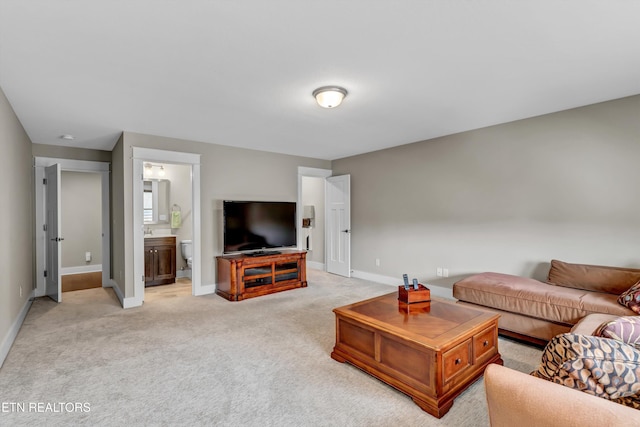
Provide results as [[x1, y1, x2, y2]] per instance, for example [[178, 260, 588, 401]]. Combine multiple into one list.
[[443, 339, 471, 383], [473, 325, 497, 363]]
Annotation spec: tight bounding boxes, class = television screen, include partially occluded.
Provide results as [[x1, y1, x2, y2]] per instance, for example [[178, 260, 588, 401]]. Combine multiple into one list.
[[223, 201, 297, 253]]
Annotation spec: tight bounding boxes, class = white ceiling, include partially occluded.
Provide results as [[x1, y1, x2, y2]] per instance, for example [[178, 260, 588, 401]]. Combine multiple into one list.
[[1, 1, 639, 161]]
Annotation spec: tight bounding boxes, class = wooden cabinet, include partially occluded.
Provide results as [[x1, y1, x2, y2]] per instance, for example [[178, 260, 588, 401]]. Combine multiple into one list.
[[144, 236, 176, 287], [216, 250, 307, 301]]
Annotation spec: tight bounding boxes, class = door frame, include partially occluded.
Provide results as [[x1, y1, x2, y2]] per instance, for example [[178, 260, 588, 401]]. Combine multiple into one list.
[[131, 147, 205, 307], [34, 157, 111, 298]]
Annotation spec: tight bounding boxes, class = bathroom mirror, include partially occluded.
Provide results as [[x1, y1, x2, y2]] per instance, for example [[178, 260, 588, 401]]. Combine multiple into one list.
[[143, 179, 170, 224]]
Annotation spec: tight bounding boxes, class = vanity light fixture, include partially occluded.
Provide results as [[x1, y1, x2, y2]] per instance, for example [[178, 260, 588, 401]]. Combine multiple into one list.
[[144, 163, 166, 177], [313, 86, 348, 108]]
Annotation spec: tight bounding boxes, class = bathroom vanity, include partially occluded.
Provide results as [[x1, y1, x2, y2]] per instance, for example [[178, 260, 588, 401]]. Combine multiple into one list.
[[144, 236, 176, 286]]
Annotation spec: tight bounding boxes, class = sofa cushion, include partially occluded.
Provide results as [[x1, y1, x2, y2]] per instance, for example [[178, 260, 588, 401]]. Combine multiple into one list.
[[618, 281, 640, 314], [531, 333, 640, 409], [547, 259, 640, 295], [571, 313, 620, 335], [453, 272, 635, 326], [593, 316, 640, 349]]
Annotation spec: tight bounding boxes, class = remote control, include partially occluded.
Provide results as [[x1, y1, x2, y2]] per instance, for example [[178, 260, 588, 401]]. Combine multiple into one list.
[[403, 274, 410, 290], [412, 278, 420, 290]]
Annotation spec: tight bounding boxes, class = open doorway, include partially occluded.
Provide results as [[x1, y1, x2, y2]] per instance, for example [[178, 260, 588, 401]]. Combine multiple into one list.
[[60, 171, 104, 292], [34, 157, 111, 300], [142, 162, 193, 290], [132, 147, 205, 307], [298, 167, 331, 271], [297, 167, 352, 277]]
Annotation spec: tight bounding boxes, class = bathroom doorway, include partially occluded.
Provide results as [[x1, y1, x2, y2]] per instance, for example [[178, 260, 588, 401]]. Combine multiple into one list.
[[132, 147, 204, 306], [142, 162, 193, 288]]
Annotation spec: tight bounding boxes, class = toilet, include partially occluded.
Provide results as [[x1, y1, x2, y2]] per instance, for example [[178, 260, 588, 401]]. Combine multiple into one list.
[[180, 240, 193, 269]]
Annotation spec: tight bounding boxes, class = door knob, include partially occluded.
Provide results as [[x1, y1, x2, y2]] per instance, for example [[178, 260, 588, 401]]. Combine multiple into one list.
[[342, 229, 351, 233], [50, 237, 65, 242]]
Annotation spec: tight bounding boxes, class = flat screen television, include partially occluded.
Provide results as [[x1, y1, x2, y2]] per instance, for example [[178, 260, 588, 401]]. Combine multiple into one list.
[[223, 201, 297, 254]]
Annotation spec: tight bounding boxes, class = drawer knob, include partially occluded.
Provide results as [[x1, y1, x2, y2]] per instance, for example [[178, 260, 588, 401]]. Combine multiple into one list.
[[455, 358, 462, 365], [483, 340, 489, 347]]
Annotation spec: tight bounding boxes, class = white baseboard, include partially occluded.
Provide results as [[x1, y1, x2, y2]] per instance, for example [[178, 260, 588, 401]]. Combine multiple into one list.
[[104, 279, 141, 309], [306, 261, 324, 271], [0, 291, 34, 368], [176, 269, 192, 279], [352, 270, 453, 300], [122, 290, 143, 308], [194, 283, 216, 296], [61, 264, 103, 275]]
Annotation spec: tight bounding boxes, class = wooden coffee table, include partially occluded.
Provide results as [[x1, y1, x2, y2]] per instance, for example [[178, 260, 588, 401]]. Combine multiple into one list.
[[331, 292, 502, 418]]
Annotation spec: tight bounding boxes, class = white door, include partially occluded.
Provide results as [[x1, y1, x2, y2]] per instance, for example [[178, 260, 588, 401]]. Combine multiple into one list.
[[326, 174, 351, 277], [45, 164, 62, 302]]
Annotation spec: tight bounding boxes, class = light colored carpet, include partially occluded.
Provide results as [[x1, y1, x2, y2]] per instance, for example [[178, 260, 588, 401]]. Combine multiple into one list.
[[0, 270, 542, 426]]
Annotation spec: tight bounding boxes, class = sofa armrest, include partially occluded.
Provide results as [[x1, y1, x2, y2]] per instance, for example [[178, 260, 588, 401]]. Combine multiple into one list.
[[484, 364, 640, 427]]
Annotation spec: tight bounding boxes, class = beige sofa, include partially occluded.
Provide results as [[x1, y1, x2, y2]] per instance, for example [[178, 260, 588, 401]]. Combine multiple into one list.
[[484, 364, 640, 427], [484, 314, 640, 425], [453, 260, 639, 344]]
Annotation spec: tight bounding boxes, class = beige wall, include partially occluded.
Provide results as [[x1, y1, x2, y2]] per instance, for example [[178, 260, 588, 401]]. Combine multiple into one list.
[[61, 171, 102, 268], [0, 86, 33, 364], [332, 95, 640, 290], [114, 132, 331, 298], [33, 143, 111, 162]]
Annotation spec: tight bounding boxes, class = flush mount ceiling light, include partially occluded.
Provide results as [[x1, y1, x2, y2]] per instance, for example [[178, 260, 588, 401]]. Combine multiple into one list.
[[60, 134, 75, 140], [313, 86, 348, 108]]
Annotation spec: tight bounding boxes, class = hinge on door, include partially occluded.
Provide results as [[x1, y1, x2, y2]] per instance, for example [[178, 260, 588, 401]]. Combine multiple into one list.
[[142, 275, 145, 282], [43, 178, 47, 185], [44, 270, 47, 277], [43, 224, 47, 231]]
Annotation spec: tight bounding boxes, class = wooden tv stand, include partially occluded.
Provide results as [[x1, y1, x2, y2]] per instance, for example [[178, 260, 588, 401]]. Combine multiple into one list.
[[216, 250, 307, 301]]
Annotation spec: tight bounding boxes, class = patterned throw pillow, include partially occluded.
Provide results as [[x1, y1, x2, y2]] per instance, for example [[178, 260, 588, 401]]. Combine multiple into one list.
[[593, 316, 640, 350], [618, 281, 640, 314], [531, 333, 640, 409]]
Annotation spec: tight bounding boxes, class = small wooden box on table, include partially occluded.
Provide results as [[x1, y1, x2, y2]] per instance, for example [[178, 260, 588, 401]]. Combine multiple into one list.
[[216, 250, 307, 301], [398, 284, 431, 304], [331, 292, 502, 418]]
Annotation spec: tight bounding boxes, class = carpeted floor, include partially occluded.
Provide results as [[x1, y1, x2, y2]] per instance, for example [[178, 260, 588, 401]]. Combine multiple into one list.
[[0, 270, 542, 426]]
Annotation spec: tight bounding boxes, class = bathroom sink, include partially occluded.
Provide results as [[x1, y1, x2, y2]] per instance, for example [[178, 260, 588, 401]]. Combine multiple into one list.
[[144, 228, 174, 238]]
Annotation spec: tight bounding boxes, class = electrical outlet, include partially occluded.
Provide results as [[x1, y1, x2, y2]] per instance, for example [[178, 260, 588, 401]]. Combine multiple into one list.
[[443, 268, 449, 278], [375, 258, 380, 267], [437, 267, 443, 277]]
